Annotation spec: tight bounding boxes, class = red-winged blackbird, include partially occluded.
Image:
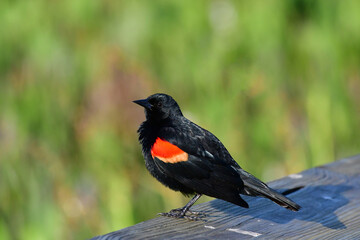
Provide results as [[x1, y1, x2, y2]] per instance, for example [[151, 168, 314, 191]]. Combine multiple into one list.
[[134, 93, 301, 220]]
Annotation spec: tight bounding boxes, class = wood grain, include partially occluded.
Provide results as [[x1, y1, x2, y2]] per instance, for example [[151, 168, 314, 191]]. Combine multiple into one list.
[[91, 155, 360, 240]]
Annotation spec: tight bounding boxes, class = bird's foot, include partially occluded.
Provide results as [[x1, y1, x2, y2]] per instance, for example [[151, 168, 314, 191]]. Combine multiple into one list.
[[158, 208, 206, 221]]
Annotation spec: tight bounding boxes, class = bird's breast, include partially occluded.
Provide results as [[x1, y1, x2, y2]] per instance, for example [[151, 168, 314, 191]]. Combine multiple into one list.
[[151, 137, 188, 163]]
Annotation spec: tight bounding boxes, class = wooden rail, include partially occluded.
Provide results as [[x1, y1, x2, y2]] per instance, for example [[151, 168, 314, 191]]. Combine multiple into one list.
[[91, 154, 360, 239]]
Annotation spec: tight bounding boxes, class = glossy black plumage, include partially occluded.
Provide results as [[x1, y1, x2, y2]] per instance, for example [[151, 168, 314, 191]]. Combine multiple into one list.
[[134, 93, 301, 219]]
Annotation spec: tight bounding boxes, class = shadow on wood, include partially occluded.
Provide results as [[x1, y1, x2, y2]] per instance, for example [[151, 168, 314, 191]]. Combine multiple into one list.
[[91, 155, 360, 239]]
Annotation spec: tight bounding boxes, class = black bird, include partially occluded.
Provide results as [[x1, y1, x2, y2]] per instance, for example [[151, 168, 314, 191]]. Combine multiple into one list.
[[134, 93, 301, 220]]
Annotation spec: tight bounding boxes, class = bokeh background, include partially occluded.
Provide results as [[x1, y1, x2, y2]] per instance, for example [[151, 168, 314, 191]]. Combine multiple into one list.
[[1, 0, 360, 239]]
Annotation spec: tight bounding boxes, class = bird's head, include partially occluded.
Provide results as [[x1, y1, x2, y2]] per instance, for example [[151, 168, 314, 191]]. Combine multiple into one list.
[[133, 93, 183, 122]]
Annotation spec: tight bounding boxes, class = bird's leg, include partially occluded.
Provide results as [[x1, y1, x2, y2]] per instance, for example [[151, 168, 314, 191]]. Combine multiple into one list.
[[169, 194, 204, 216], [159, 194, 205, 220]]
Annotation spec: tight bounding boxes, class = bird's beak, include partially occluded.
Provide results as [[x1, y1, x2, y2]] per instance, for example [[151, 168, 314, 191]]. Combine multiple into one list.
[[133, 99, 152, 110]]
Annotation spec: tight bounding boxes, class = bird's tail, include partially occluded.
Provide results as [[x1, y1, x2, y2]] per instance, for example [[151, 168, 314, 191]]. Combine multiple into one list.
[[239, 169, 301, 211]]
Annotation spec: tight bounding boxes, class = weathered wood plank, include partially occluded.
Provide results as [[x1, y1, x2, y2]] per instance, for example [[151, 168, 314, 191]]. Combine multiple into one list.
[[91, 155, 360, 239]]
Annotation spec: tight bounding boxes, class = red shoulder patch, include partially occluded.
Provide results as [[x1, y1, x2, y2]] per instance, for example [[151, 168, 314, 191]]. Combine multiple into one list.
[[151, 137, 188, 163]]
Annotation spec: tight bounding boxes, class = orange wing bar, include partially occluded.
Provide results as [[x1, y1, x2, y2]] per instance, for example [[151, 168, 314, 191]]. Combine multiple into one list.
[[151, 137, 188, 163]]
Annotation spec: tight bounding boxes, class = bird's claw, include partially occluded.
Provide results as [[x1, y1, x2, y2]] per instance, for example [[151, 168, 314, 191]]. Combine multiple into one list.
[[170, 208, 206, 216], [158, 208, 206, 221]]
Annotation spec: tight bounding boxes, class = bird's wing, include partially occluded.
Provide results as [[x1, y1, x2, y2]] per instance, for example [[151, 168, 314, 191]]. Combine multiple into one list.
[[159, 120, 238, 165], [151, 124, 249, 207], [152, 121, 300, 211]]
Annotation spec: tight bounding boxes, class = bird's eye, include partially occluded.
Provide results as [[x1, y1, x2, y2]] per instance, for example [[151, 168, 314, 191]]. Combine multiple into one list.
[[157, 102, 162, 107]]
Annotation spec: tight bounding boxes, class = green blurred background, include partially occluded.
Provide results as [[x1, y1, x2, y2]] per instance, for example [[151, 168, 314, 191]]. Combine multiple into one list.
[[1, 0, 360, 239]]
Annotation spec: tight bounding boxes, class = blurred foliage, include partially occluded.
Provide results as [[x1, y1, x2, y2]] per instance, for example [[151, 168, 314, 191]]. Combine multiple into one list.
[[1, 0, 360, 239]]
